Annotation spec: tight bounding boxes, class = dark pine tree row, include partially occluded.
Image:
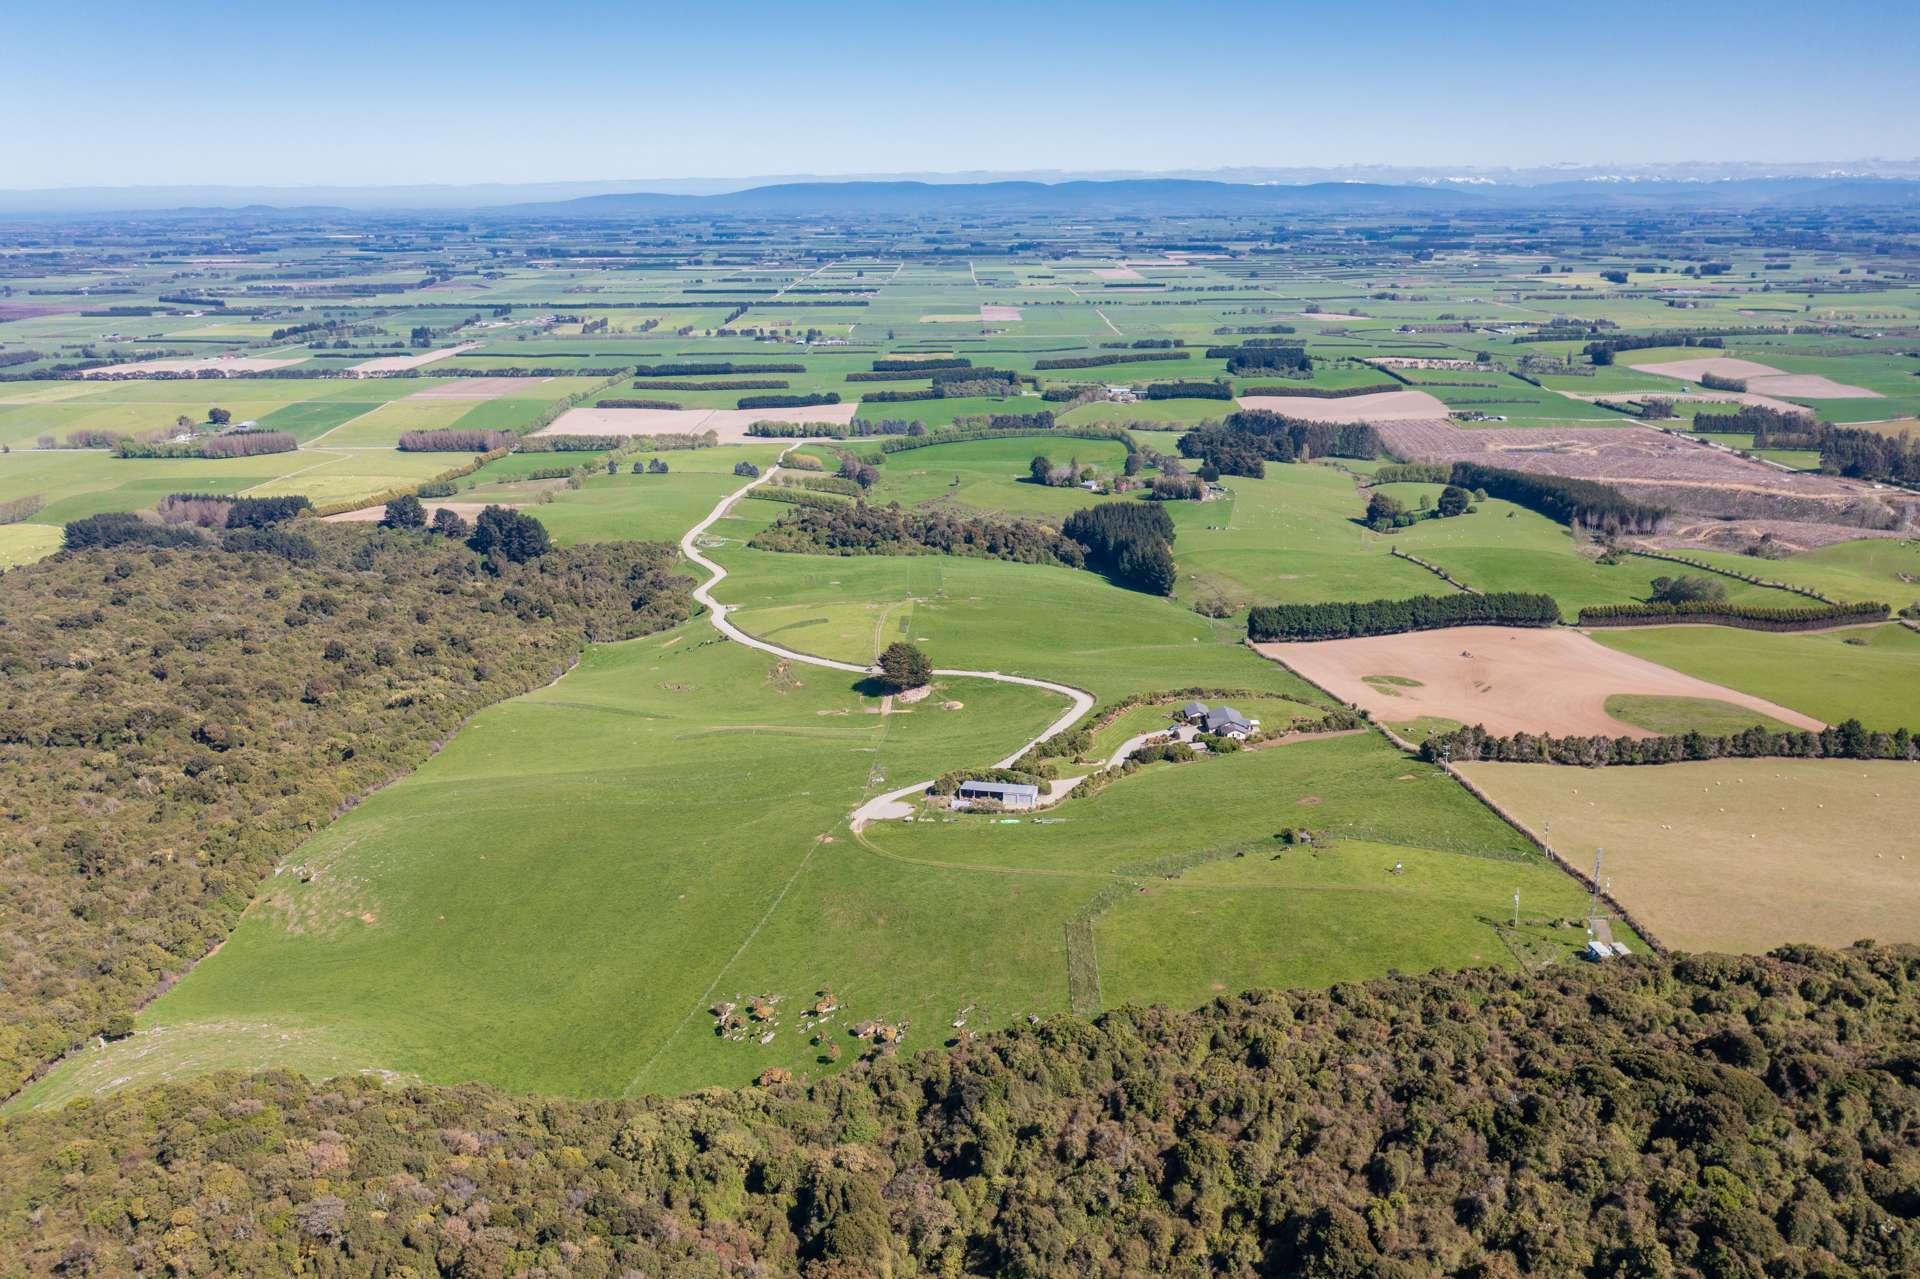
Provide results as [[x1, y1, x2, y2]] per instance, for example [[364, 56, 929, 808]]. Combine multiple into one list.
[[1248, 591, 1558, 640]]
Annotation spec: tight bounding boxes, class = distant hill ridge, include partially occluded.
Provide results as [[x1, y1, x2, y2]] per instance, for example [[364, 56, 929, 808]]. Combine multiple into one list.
[[11, 174, 1920, 218]]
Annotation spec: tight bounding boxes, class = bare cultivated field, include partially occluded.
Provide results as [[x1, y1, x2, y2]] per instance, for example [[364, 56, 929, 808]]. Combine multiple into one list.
[[536, 402, 860, 443], [1630, 356, 1881, 399], [1090, 267, 1144, 281], [406, 377, 550, 400], [1235, 389, 1451, 421], [350, 343, 481, 374], [979, 304, 1023, 321], [1654, 518, 1911, 553], [1374, 417, 1920, 531], [1459, 759, 1920, 952], [80, 354, 304, 377], [324, 501, 517, 524], [1255, 625, 1822, 737]]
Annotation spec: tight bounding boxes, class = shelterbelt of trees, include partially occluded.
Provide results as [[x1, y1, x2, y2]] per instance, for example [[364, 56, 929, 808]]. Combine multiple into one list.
[[1421, 718, 1920, 766], [1, 945, 1915, 1277], [0, 525, 693, 1098]]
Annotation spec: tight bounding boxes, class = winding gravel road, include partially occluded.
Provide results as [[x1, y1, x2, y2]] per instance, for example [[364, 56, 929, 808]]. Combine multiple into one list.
[[679, 455, 1094, 828]]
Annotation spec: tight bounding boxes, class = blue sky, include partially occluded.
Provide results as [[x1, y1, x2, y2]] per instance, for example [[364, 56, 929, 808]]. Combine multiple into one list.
[[7, 0, 1918, 188]]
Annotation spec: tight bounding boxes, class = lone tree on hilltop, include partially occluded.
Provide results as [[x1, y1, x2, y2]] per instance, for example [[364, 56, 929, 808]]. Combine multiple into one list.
[[1437, 485, 1471, 518], [468, 506, 550, 563], [877, 641, 933, 691], [380, 494, 426, 530]]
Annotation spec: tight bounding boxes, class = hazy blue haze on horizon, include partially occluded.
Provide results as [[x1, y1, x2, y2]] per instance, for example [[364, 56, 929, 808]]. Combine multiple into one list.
[[6, 0, 1919, 188]]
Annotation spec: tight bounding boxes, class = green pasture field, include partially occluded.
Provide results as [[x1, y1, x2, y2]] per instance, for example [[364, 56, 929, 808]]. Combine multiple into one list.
[[1373, 482, 1805, 617], [0, 522, 63, 568], [1601, 694, 1800, 736], [1657, 538, 1920, 607], [1589, 622, 1920, 729], [20, 643, 1615, 1107]]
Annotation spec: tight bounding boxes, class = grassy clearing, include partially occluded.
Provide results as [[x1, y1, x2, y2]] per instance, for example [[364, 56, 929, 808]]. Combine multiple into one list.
[[1601, 694, 1799, 735], [1461, 759, 1920, 953], [1589, 623, 1920, 729]]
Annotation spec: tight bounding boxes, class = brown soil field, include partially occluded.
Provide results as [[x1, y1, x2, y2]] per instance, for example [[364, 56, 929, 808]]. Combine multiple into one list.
[[1373, 417, 1920, 532], [1459, 759, 1920, 952], [1298, 311, 1369, 322], [979, 304, 1023, 322], [1090, 268, 1144, 281], [1234, 389, 1451, 422], [405, 377, 550, 401], [349, 343, 481, 374], [80, 355, 304, 377], [1255, 625, 1822, 737], [1630, 356, 1880, 399], [535, 403, 860, 443]]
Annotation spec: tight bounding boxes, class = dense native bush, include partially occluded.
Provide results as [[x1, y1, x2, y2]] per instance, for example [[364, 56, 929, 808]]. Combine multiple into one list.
[[1, 946, 1916, 1277], [396, 428, 517, 452], [1180, 411, 1381, 476], [1421, 717, 1918, 765], [1063, 502, 1176, 595], [0, 525, 692, 1096], [1578, 599, 1889, 629], [1248, 591, 1558, 640], [61, 512, 203, 551], [1448, 461, 1666, 534], [748, 502, 1084, 567]]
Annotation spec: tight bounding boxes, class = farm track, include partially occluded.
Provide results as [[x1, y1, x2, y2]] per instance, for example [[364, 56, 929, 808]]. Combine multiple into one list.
[[678, 453, 1095, 828]]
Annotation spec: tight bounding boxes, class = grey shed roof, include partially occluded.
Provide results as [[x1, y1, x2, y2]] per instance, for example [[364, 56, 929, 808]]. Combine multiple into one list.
[[957, 780, 1040, 799], [1182, 701, 1209, 718]]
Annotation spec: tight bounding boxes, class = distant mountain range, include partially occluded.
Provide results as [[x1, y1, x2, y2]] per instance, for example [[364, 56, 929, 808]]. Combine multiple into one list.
[[8, 170, 1920, 218]]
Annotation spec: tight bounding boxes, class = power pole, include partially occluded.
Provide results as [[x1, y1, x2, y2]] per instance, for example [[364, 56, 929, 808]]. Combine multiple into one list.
[[1589, 847, 1605, 921], [1512, 890, 1520, 929]]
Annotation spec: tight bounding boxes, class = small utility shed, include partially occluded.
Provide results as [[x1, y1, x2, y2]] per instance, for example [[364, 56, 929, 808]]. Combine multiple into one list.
[[1180, 701, 1210, 723], [954, 780, 1040, 810]]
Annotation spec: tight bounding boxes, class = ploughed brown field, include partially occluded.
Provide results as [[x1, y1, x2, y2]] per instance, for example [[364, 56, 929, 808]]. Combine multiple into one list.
[[1233, 389, 1451, 421], [405, 376, 551, 400], [535, 402, 861, 442], [1254, 625, 1823, 738], [1628, 355, 1881, 399]]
